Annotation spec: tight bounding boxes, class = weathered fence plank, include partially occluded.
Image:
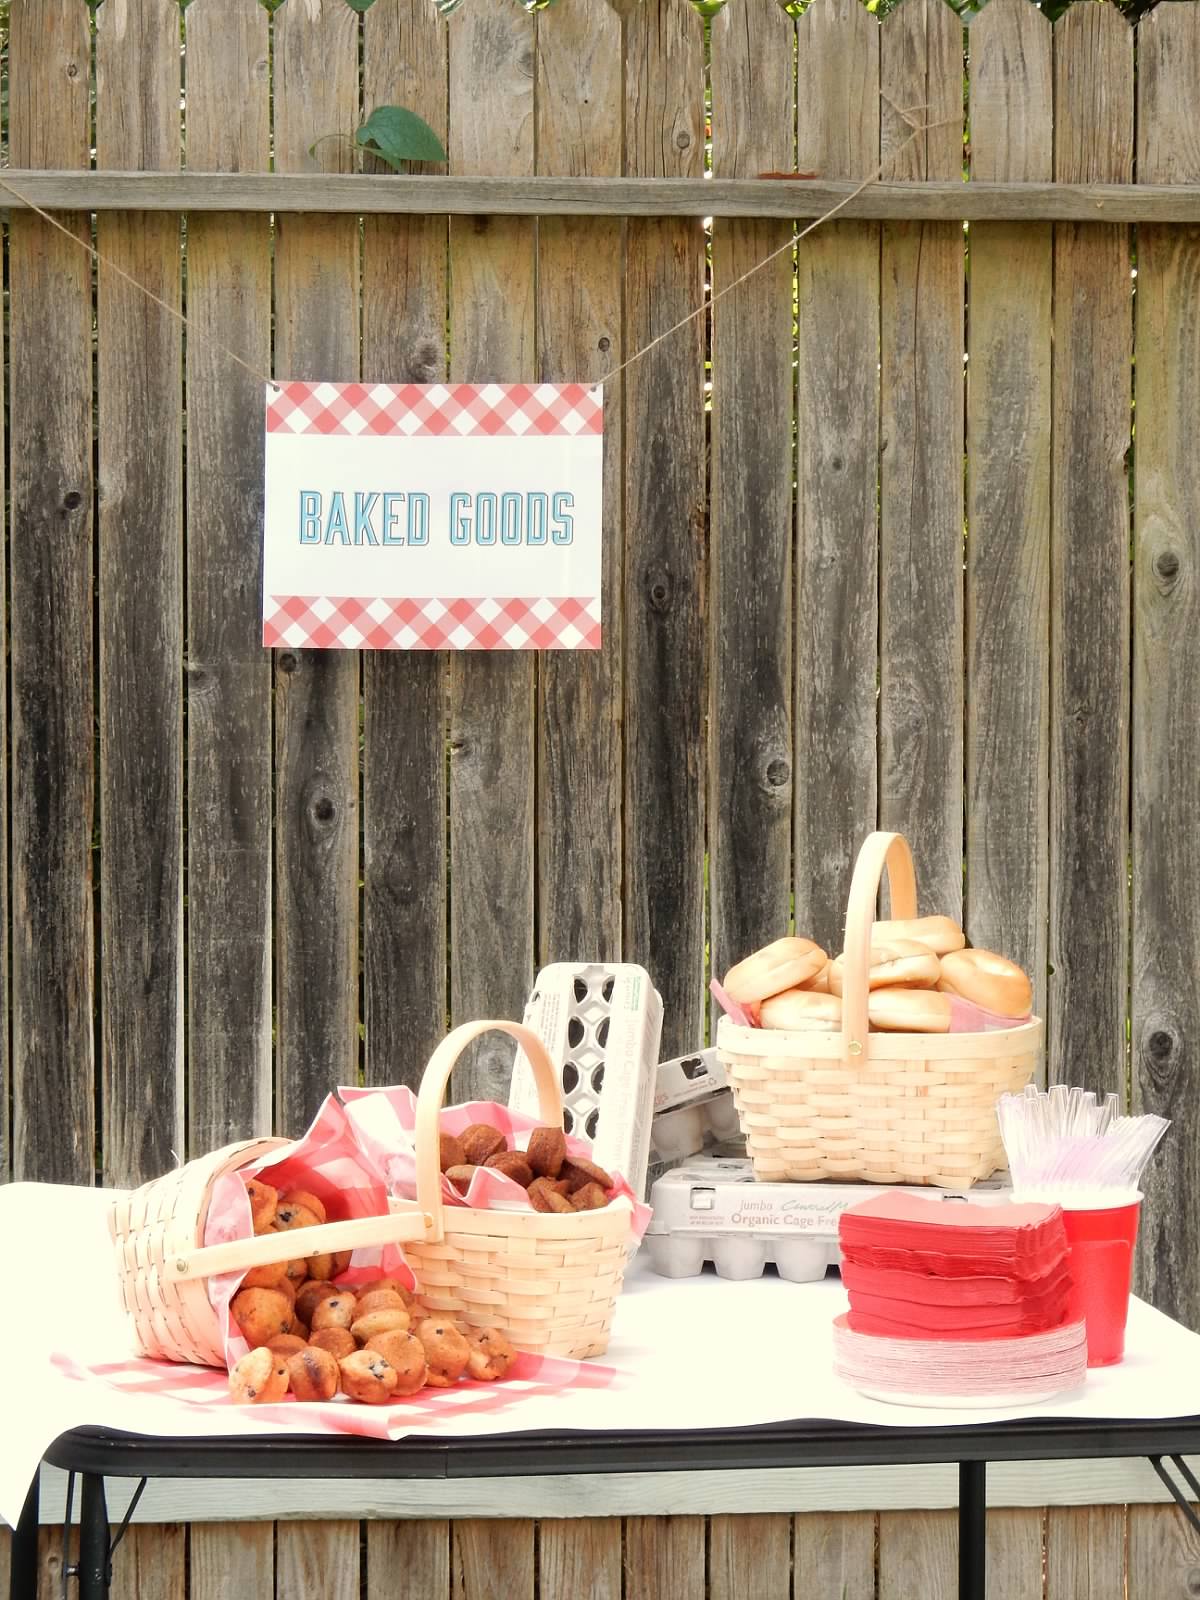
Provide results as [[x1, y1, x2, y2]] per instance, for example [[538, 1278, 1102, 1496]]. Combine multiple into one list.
[[1128, 1503, 1200, 1598], [1048, 2, 1134, 1095], [988, 1509, 1044, 1600], [272, 0, 362, 1133], [878, 1508, 956, 1600], [1046, 1505, 1124, 1598], [190, 1523, 273, 1600], [708, 0, 796, 983], [109, 1524, 186, 1600], [537, 1519, 621, 1600], [623, 0, 707, 1057], [367, 1521, 450, 1600], [9, 0, 96, 1184], [1132, 0, 1200, 1329], [95, 0, 183, 1189], [709, 1513, 790, 1600], [277, 1521, 358, 1600], [453, 1520, 535, 1600], [184, 0, 273, 1150], [793, 1511, 874, 1598], [794, 0, 881, 950], [362, 0, 449, 1089], [535, 0, 625, 970], [625, 1517, 705, 1600], [878, 0, 965, 921], [965, 0, 1053, 1025], [447, 4, 537, 1100]]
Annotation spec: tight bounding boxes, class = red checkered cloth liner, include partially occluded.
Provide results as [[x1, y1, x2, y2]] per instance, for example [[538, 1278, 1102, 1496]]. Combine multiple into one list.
[[263, 595, 601, 651], [266, 381, 603, 439], [50, 1347, 616, 1439]]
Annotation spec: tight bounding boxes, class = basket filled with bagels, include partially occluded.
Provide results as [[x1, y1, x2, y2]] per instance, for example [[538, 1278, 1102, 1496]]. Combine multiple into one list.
[[714, 832, 1042, 1189]]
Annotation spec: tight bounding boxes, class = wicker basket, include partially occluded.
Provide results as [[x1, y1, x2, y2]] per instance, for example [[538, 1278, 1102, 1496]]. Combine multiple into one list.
[[718, 832, 1042, 1189], [391, 1019, 634, 1359], [111, 1019, 633, 1366]]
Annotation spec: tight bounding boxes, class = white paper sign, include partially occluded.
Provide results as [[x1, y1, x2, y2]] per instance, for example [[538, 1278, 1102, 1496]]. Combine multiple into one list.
[[262, 381, 603, 650]]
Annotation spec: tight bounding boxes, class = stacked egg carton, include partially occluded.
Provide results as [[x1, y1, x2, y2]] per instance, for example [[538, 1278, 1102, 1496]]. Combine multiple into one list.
[[650, 1047, 742, 1163]]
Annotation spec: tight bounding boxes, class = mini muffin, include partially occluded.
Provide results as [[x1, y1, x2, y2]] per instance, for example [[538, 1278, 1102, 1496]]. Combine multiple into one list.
[[559, 1158, 614, 1195], [310, 1292, 357, 1332], [464, 1327, 517, 1382], [484, 1151, 534, 1188], [240, 1261, 290, 1292], [273, 1199, 323, 1232], [339, 1350, 399, 1405], [445, 1165, 478, 1195], [526, 1126, 567, 1180], [570, 1182, 609, 1212], [231, 1286, 293, 1348], [439, 1131, 467, 1172], [351, 1308, 411, 1344], [229, 1347, 288, 1405], [355, 1289, 409, 1318], [280, 1188, 327, 1224], [357, 1277, 414, 1306], [528, 1178, 574, 1214], [283, 1258, 309, 1287], [244, 1179, 278, 1234], [365, 1330, 428, 1395], [295, 1279, 342, 1325], [459, 1123, 507, 1167], [287, 1345, 340, 1402], [265, 1333, 308, 1359], [305, 1249, 350, 1280], [308, 1327, 357, 1360], [415, 1317, 471, 1387]]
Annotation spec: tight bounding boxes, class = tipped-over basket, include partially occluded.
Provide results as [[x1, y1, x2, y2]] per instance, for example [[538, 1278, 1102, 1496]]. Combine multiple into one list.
[[110, 1019, 633, 1367], [718, 833, 1042, 1189]]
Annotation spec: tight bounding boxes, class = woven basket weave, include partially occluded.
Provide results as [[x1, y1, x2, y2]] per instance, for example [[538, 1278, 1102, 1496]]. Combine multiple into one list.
[[718, 832, 1042, 1189]]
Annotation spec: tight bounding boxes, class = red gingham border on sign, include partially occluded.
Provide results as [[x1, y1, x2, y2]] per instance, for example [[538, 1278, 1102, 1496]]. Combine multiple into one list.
[[263, 596, 601, 651], [266, 381, 603, 439]]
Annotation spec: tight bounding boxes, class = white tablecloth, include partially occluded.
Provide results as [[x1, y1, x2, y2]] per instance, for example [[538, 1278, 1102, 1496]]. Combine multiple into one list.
[[5, 1180, 1200, 1529]]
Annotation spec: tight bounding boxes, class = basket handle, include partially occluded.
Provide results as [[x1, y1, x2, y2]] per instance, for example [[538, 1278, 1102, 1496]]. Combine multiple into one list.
[[165, 1019, 564, 1282], [840, 832, 919, 1062]]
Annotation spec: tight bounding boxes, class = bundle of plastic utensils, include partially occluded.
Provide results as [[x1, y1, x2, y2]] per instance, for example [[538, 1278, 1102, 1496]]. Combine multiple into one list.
[[997, 1084, 1170, 1197]]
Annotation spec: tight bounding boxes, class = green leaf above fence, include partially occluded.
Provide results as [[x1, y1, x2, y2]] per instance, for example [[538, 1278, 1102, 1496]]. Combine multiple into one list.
[[355, 106, 447, 171]]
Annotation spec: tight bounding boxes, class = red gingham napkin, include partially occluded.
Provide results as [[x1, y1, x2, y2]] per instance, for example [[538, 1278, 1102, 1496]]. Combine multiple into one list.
[[340, 1084, 653, 1238]]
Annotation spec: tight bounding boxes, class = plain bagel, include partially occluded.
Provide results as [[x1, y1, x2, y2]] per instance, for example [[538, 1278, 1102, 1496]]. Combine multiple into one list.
[[758, 987, 843, 1030], [867, 987, 954, 1033], [723, 937, 828, 1005], [938, 948, 1032, 1019], [871, 915, 966, 956], [827, 939, 941, 997]]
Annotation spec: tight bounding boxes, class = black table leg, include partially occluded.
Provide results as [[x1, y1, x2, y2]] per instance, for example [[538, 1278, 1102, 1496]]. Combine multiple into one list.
[[958, 1459, 987, 1600], [9, 1473, 38, 1600], [76, 1476, 111, 1600]]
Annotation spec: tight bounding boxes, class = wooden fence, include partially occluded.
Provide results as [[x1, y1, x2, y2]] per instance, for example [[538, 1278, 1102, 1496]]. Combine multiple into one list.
[[3, 0, 1200, 1588]]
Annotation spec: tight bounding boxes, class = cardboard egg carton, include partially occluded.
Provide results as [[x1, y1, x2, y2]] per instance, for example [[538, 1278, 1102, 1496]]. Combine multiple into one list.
[[650, 1046, 741, 1164], [644, 1157, 1012, 1283], [509, 962, 664, 1201]]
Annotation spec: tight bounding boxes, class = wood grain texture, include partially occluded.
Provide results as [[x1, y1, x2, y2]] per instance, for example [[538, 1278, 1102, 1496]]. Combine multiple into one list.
[[1131, 0, 1200, 1329], [709, 1514, 790, 1600], [446, 4, 537, 1100], [879, 0, 965, 923], [276, 1522, 358, 1600], [1128, 1503, 1200, 1598], [362, 0, 449, 1089], [367, 1520, 451, 1600], [8, 0, 96, 1184], [878, 1509, 956, 1600], [109, 1524, 186, 1600], [1046, 1506, 1124, 1598], [95, 0, 183, 1189], [624, 1517, 705, 1600], [708, 0, 795, 984], [965, 0, 1052, 1022], [272, 0, 361, 1133], [36, 1525, 77, 1600], [794, 1511, 875, 1599], [537, 1519, 621, 1600], [190, 1523, 273, 1600], [183, 0, 273, 1149], [535, 0, 624, 970], [988, 1508, 1043, 1600], [794, 0, 881, 950], [1048, 3, 1134, 1094], [0, 1525, 8, 1597], [623, 0, 707, 1057], [452, 1520, 534, 1600]]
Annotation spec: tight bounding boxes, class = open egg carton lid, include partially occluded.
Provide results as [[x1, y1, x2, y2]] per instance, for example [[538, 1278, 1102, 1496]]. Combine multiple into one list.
[[644, 1157, 1013, 1283], [508, 963, 664, 1202]]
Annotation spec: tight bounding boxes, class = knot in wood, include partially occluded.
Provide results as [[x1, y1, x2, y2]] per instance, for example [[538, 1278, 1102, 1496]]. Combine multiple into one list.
[[646, 571, 672, 613], [1185, 1567, 1200, 1597], [598, 336, 611, 353], [765, 757, 790, 790], [277, 652, 299, 675], [675, 130, 691, 151], [312, 796, 336, 825], [830, 455, 845, 472], [1147, 1028, 1175, 1065], [62, 490, 83, 512], [1154, 549, 1181, 583]]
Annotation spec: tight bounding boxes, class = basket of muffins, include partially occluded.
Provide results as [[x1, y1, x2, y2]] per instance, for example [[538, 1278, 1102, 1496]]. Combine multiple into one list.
[[713, 832, 1042, 1189]]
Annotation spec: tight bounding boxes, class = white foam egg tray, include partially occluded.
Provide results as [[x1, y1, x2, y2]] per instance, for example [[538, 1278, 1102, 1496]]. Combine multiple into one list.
[[644, 1157, 1012, 1283], [508, 962, 664, 1201]]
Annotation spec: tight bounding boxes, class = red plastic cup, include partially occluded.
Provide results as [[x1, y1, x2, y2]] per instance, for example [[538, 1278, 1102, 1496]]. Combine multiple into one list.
[[1060, 1196, 1141, 1367]]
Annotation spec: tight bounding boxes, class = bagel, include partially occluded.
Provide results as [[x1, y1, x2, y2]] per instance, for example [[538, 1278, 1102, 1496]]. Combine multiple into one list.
[[723, 937, 828, 1005], [867, 987, 953, 1034], [827, 939, 941, 997], [871, 915, 966, 956], [938, 948, 1032, 1019], [758, 987, 843, 1030]]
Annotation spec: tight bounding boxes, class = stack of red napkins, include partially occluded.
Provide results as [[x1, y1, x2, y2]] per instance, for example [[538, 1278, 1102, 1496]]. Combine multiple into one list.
[[839, 1194, 1073, 1339], [833, 1194, 1086, 1407]]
